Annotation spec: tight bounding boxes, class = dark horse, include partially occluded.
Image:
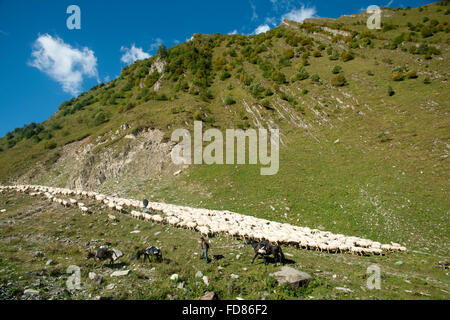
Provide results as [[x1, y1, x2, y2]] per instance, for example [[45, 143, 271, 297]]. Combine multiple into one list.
[[86, 247, 115, 265], [135, 246, 162, 263], [247, 239, 285, 265]]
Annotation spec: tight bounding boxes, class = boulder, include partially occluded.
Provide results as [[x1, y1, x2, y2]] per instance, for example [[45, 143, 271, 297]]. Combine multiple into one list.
[[111, 249, 123, 261], [195, 270, 203, 278], [270, 266, 312, 289]]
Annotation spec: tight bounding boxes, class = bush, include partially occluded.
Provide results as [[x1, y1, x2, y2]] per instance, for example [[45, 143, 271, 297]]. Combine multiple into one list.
[[332, 65, 342, 74], [224, 95, 236, 105], [387, 85, 395, 96], [220, 71, 231, 81], [406, 70, 418, 79], [331, 74, 347, 87], [367, 70, 374, 76], [421, 26, 433, 38], [423, 77, 431, 84], [310, 74, 320, 82], [261, 99, 274, 110], [391, 71, 404, 81], [329, 52, 339, 60], [93, 111, 109, 126], [340, 51, 354, 62]]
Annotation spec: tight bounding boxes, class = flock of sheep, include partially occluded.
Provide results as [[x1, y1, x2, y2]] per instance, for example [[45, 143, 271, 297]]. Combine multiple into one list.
[[0, 184, 407, 255]]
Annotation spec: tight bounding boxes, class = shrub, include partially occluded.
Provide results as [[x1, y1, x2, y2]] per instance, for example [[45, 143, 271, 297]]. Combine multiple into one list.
[[93, 111, 109, 126], [193, 110, 204, 121], [406, 70, 418, 79], [367, 70, 374, 76], [331, 74, 347, 87], [44, 140, 57, 150], [224, 95, 236, 105], [387, 85, 395, 96], [423, 77, 431, 84], [332, 65, 342, 74], [220, 71, 231, 81], [329, 52, 339, 60], [310, 74, 320, 82], [421, 26, 433, 38], [301, 89, 309, 95], [391, 71, 404, 81], [261, 99, 274, 110]]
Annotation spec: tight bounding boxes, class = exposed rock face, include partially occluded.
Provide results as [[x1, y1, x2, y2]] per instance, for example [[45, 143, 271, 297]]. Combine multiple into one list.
[[270, 266, 312, 289]]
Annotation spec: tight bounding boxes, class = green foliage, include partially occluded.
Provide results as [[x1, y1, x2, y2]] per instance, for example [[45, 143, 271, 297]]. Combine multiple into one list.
[[406, 70, 418, 79], [219, 71, 231, 81], [387, 85, 395, 96], [329, 52, 340, 60], [340, 51, 354, 62], [44, 140, 57, 150], [93, 111, 109, 126], [423, 77, 431, 84], [420, 26, 433, 38], [391, 71, 404, 81], [310, 74, 320, 82], [224, 95, 236, 105], [292, 67, 309, 81]]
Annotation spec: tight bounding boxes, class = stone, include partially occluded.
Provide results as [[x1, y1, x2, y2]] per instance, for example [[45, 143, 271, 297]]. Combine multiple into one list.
[[200, 292, 217, 300], [111, 249, 123, 261], [195, 271, 203, 278], [105, 284, 116, 290], [130, 230, 140, 234], [270, 266, 312, 289], [177, 281, 185, 289], [395, 261, 404, 265], [110, 270, 130, 277], [89, 272, 103, 285], [45, 259, 54, 265], [335, 287, 354, 293], [236, 254, 241, 260], [230, 274, 239, 280], [23, 289, 39, 295], [170, 274, 179, 281]]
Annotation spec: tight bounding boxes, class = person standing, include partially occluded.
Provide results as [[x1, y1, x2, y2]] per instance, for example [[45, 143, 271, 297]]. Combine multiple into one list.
[[199, 237, 210, 264]]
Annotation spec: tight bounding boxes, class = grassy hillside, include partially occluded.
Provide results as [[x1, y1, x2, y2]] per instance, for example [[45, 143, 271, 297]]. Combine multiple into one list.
[[0, 2, 448, 299]]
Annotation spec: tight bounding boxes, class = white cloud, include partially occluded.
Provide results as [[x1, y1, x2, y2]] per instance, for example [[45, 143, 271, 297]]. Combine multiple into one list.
[[29, 34, 98, 96], [120, 44, 151, 65], [281, 5, 316, 23], [228, 29, 238, 35], [253, 24, 270, 35]]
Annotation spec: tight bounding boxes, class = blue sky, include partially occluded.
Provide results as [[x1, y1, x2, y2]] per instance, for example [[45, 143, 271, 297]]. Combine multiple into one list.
[[0, 0, 433, 137]]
